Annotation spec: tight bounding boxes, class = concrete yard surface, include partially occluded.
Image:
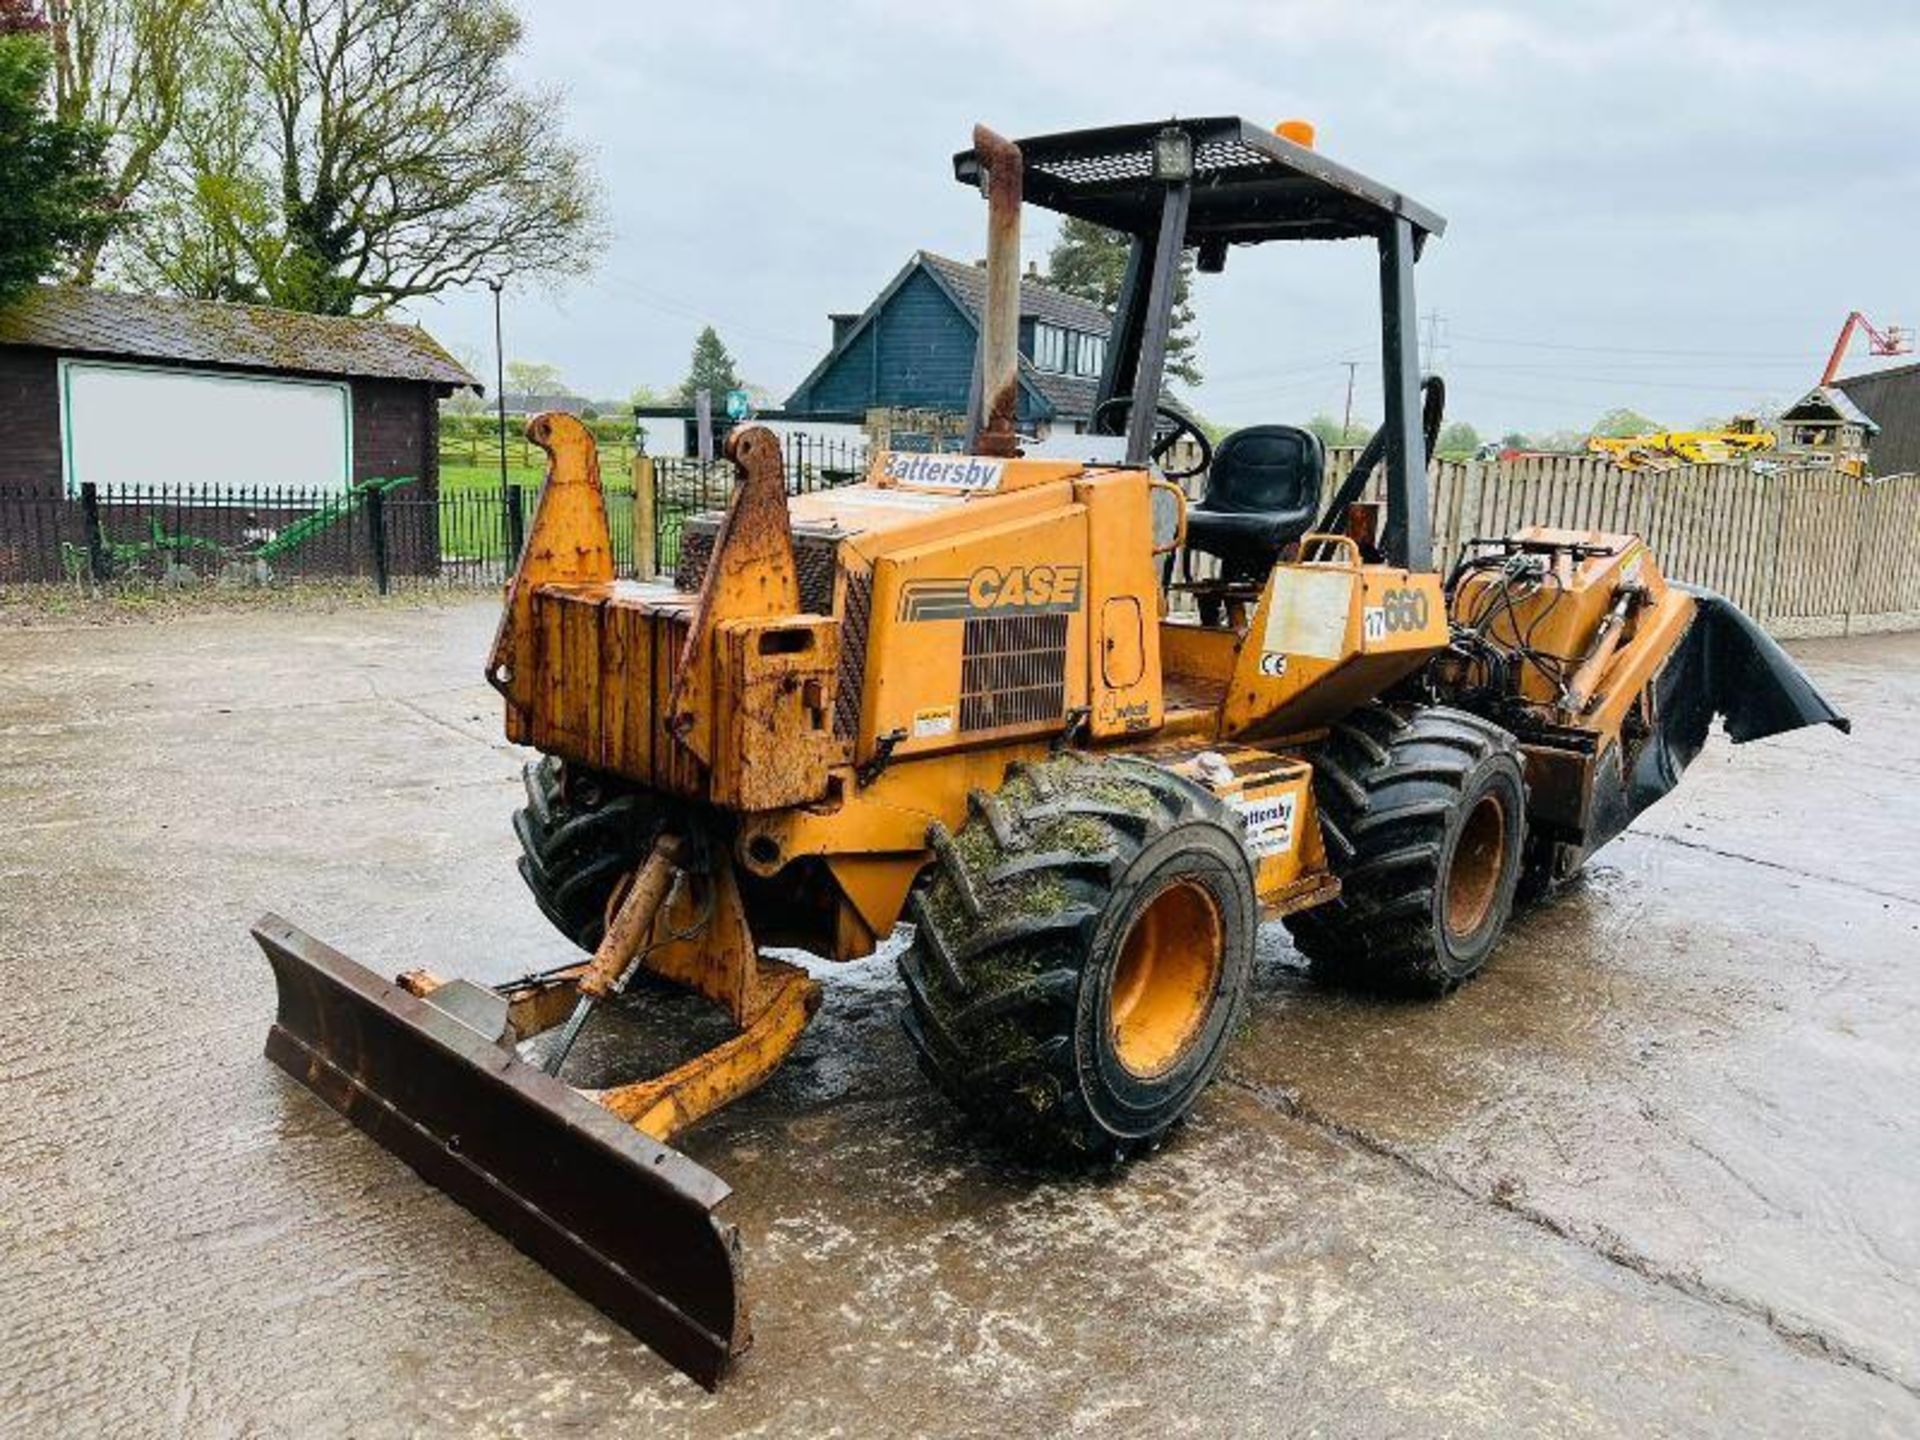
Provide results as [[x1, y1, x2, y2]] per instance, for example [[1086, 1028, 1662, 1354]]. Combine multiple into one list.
[[2, 602, 1916, 1436]]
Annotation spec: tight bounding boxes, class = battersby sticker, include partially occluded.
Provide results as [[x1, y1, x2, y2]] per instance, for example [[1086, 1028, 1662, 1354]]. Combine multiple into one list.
[[1231, 790, 1297, 859], [912, 706, 955, 739], [882, 452, 1006, 492], [898, 564, 1083, 621]]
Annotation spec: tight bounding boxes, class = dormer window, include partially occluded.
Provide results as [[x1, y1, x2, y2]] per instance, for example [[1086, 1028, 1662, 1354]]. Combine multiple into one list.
[[1035, 323, 1106, 378], [1035, 323, 1066, 372]]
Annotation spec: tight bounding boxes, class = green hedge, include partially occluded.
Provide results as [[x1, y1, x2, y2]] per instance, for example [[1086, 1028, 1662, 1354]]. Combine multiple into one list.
[[438, 411, 633, 446]]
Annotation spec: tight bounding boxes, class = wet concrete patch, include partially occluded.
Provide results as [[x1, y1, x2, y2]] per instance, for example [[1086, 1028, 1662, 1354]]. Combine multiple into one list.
[[3, 604, 1918, 1435], [1231, 802, 1920, 1396]]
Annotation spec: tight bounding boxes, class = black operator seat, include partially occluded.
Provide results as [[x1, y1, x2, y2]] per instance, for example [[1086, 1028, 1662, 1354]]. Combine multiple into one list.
[[1182, 424, 1325, 583]]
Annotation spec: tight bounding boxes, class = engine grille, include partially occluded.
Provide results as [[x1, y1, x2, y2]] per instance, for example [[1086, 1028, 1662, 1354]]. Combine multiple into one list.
[[673, 520, 715, 592], [674, 517, 842, 618], [959, 613, 1070, 732], [835, 569, 872, 741]]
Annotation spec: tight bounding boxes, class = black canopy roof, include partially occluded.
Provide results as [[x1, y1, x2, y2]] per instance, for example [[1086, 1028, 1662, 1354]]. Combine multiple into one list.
[[954, 116, 1445, 249]]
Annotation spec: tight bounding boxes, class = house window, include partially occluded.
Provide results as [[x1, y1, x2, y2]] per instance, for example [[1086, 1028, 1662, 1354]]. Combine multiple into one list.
[[1074, 333, 1106, 378], [1034, 324, 1106, 377], [1035, 323, 1067, 372]]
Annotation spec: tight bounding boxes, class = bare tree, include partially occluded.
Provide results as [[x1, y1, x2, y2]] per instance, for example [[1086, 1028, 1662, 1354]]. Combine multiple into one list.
[[128, 0, 604, 314], [44, 0, 208, 282], [119, 43, 266, 299]]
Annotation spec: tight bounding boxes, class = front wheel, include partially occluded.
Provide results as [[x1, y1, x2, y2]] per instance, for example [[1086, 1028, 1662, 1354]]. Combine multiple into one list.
[[512, 757, 657, 952], [899, 754, 1256, 1164], [1285, 703, 1526, 994]]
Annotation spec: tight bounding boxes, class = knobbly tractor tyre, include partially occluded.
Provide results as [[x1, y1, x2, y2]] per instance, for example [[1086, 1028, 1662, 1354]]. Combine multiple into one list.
[[512, 756, 657, 952], [899, 754, 1257, 1164], [1285, 703, 1526, 995]]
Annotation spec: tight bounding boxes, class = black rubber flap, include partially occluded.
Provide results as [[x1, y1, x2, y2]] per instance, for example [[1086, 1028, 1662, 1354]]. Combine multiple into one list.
[[1628, 588, 1850, 821], [1676, 586, 1852, 742]]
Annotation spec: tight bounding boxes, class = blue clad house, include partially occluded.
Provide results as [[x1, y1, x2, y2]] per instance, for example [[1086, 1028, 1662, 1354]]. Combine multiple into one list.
[[784, 251, 1112, 436]]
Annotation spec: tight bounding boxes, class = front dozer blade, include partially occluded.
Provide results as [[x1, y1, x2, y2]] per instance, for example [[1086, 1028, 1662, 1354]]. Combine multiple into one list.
[[253, 914, 747, 1389]]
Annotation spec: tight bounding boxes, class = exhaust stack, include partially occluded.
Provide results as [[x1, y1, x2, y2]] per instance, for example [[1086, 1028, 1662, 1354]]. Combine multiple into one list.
[[972, 124, 1023, 458]]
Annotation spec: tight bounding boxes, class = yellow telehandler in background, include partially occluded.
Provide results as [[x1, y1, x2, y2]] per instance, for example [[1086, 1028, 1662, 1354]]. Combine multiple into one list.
[[1586, 417, 1777, 470]]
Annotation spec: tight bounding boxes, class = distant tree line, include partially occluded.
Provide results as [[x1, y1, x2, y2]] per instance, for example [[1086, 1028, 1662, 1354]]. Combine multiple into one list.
[[440, 325, 760, 428]]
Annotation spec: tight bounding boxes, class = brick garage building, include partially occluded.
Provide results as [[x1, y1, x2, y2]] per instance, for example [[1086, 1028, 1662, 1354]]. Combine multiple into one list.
[[0, 285, 476, 579]]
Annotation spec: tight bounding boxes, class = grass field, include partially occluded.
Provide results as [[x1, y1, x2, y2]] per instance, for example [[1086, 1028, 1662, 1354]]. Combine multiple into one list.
[[433, 446, 733, 572], [434, 457, 642, 564], [437, 441, 638, 492], [438, 460, 547, 493]]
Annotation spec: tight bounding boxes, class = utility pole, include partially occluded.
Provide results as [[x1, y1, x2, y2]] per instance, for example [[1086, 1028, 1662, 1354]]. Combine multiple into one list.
[[1421, 310, 1446, 373], [1341, 361, 1358, 444]]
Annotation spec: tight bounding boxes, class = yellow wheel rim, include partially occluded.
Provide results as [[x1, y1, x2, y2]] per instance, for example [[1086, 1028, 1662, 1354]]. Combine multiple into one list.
[[1445, 793, 1508, 938], [1109, 878, 1224, 1078]]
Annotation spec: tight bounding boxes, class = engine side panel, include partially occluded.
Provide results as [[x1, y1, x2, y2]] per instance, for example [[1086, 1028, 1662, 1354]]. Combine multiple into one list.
[[861, 498, 1091, 759]]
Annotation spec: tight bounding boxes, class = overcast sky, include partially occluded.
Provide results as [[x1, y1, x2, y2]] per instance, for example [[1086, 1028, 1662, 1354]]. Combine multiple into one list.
[[414, 0, 1920, 439]]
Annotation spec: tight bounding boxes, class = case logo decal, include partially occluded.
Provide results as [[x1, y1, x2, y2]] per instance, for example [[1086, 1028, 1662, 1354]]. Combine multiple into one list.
[[899, 565, 1083, 620]]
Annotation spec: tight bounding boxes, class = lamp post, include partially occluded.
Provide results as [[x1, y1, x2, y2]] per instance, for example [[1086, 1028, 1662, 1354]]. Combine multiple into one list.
[[487, 277, 522, 562]]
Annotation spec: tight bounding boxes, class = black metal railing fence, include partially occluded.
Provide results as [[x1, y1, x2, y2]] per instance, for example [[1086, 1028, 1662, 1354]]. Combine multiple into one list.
[[649, 434, 870, 575], [0, 432, 870, 593], [0, 479, 525, 592]]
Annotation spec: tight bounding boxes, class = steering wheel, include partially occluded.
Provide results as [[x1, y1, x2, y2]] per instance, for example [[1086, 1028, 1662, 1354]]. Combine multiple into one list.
[[1090, 398, 1213, 481]]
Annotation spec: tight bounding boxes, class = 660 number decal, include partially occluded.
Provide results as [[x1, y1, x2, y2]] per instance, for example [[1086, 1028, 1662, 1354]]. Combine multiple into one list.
[[1363, 587, 1431, 642]]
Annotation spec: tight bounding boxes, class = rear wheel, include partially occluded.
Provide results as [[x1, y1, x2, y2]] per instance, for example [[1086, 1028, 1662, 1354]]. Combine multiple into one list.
[[899, 754, 1256, 1164], [1285, 703, 1526, 994], [512, 757, 658, 952]]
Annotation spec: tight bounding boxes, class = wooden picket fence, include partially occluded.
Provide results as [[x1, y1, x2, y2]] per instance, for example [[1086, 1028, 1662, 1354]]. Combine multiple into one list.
[[1313, 450, 1920, 639]]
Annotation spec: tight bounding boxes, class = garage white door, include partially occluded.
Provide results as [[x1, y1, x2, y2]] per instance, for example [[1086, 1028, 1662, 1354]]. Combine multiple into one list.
[[60, 360, 353, 495]]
